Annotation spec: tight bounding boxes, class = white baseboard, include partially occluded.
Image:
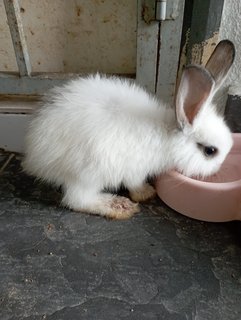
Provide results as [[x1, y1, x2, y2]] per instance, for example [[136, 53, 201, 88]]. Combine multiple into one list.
[[0, 113, 32, 153], [0, 98, 38, 153]]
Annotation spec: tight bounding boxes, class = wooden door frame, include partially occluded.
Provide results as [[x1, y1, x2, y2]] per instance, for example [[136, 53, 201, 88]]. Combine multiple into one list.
[[179, 0, 225, 69]]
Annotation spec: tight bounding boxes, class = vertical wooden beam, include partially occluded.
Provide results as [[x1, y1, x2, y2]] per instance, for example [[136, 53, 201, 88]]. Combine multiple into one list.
[[3, 0, 32, 76], [155, 0, 185, 104], [136, 0, 159, 93]]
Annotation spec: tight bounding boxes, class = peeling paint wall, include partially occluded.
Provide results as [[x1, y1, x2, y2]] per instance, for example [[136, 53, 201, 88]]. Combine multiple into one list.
[[219, 0, 241, 95], [0, 0, 137, 74]]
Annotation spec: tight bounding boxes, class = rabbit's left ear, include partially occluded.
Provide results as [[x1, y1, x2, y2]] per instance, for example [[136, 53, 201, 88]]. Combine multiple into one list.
[[175, 65, 215, 127], [205, 40, 235, 92]]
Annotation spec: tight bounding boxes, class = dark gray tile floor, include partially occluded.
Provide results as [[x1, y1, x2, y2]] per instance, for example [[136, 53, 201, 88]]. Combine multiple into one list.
[[0, 152, 241, 320]]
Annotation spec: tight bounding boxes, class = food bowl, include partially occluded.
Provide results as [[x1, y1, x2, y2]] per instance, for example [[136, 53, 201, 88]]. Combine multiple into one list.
[[155, 134, 241, 222]]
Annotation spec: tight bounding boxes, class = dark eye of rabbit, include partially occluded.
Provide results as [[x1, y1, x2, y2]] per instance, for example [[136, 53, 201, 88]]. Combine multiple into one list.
[[197, 144, 218, 158]]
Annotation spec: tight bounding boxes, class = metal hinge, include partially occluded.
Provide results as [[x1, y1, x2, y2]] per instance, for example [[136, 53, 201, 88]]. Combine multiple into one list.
[[156, 0, 167, 21], [142, 0, 180, 24]]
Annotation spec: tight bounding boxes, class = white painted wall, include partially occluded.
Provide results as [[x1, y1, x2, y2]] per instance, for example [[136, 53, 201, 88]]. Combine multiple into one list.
[[220, 0, 241, 96], [0, 0, 137, 74]]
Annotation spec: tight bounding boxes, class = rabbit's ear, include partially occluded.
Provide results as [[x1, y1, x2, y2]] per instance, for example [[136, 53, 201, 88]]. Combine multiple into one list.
[[175, 65, 215, 127], [205, 40, 235, 91]]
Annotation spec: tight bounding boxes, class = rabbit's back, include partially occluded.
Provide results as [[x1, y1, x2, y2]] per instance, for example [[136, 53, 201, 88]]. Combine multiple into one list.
[[23, 75, 165, 188]]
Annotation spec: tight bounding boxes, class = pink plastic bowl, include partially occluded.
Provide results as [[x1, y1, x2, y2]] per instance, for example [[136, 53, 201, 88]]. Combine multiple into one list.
[[155, 134, 241, 222]]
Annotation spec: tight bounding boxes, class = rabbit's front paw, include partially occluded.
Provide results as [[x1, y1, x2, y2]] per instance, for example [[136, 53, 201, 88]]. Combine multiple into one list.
[[129, 183, 156, 203], [107, 196, 140, 220]]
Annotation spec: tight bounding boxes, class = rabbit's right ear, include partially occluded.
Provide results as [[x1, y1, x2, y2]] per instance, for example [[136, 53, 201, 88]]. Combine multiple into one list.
[[205, 40, 235, 92], [175, 65, 215, 128]]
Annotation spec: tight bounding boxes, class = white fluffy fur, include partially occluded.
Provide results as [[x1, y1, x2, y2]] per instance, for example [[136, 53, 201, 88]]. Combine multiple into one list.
[[23, 74, 232, 218]]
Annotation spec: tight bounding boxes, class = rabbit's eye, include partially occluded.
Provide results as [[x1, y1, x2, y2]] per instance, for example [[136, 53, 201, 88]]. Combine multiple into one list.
[[198, 144, 218, 157], [204, 146, 217, 157]]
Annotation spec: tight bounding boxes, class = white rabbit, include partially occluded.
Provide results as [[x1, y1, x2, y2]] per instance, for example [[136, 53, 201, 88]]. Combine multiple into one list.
[[23, 40, 235, 219]]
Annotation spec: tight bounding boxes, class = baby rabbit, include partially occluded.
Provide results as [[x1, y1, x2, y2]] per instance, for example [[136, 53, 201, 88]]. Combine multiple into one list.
[[23, 40, 235, 219]]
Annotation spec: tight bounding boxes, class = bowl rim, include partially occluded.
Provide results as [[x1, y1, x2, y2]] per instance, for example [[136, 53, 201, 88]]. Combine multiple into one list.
[[165, 170, 241, 189]]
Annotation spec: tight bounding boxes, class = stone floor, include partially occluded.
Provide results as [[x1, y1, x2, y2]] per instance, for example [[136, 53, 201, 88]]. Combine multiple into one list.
[[0, 152, 241, 320]]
